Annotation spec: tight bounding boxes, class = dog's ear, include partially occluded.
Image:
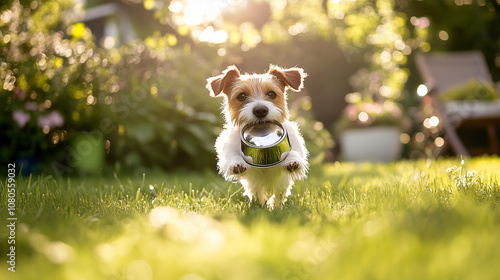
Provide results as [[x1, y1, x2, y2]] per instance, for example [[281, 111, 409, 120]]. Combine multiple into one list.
[[206, 65, 241, 97], [268, 65, 307, 92]]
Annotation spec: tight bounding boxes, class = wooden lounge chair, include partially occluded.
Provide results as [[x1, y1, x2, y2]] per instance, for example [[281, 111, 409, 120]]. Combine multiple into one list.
[[415, 51, 500, 157]]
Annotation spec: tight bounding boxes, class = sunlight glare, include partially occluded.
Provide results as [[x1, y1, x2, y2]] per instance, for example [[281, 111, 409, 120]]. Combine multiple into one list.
[[184, 5, 204, 26], [199, 27, 214, 42], [211, 30, 228, 43], [169, 1, 184, 13], [181, 0, 231, 26]]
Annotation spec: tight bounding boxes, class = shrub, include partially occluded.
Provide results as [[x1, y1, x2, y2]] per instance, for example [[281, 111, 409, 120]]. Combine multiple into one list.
[[2, 0, 332, 174], [1, 0, 221, 173]]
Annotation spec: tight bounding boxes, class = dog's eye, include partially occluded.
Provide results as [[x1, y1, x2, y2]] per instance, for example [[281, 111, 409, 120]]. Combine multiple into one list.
[[236, 93, 247, 101], [267, 91, 277, 99]]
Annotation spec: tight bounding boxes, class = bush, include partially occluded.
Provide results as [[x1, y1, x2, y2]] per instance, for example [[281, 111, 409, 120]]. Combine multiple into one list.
[[1, 0, 95, 170], [90, 44, 221, 171], [1, 0, 221, 173], [2, 0, 333, 174]]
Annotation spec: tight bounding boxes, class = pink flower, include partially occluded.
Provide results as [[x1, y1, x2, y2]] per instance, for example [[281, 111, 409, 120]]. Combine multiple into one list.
[[25, 101, 38, 111], [13, 110, 30, 128], [14, 89, 26, 100], [49, 111, 64, 127], [38, 111, 64, 128]]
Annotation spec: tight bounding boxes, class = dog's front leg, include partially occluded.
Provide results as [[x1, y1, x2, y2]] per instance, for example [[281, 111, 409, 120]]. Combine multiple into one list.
[[216, 127, 250, 180], [281, 121, 309, 179]]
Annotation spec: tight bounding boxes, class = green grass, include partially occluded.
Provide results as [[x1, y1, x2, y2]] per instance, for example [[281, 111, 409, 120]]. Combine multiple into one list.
[[2, 157, 500, 280]]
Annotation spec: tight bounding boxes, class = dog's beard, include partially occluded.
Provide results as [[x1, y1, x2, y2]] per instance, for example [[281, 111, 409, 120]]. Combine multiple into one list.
[[236, 100, 284, 126]]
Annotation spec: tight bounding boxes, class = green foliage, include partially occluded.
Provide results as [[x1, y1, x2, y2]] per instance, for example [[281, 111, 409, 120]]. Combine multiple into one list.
[[1, 0, 95, 165], [1, 0, 335, 171], [2, 158, 500, 279], [5, 0, 499, 169], [88, 43, 221, 171], [1, 0, 222, 172], [324, 0, 416, 102], [288, 95, 334, 165], [326, 0, 417, 141], [438, 79, 499, 102], [155, 0, 418, 101], [404, 0, 500, 81]]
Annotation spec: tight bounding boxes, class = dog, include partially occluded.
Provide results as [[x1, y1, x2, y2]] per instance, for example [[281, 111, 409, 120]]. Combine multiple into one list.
[[206, 65, 309, 209]]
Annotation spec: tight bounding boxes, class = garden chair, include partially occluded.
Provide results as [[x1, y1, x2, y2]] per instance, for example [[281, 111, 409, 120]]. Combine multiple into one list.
[[415, 51, 500, 157]]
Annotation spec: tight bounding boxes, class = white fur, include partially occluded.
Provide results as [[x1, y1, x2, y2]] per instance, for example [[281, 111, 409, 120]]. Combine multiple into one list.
[[209, 66, 309, 209], [238, 99, 284, 125], [215, 118, 309, 209]]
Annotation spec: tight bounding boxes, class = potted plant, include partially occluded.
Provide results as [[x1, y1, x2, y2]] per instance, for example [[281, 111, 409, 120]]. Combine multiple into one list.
[[334, 95, 410, 162]]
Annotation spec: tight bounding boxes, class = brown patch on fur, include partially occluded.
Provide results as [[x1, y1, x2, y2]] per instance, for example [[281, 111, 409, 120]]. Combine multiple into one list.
[[227, 75, 288, 125], [206, 65, 240, 96], [207, 65, 308, 126], [268, 65, 307, 91], [226, 80, 248, 125]]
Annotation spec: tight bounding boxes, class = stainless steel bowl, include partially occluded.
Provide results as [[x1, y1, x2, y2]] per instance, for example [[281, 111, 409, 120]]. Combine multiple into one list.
[[240, 121, 291, 168]]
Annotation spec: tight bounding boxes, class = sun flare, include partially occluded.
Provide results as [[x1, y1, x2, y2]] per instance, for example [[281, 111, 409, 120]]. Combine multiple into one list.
[[170, 0, 231, 26], [169, 0, 232, 43]]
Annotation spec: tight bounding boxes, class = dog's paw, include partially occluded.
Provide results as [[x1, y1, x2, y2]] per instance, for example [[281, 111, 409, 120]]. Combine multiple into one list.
[[284, 161, 300, 172], [231, 163, 247, 174], [282, 151, 309, 180]]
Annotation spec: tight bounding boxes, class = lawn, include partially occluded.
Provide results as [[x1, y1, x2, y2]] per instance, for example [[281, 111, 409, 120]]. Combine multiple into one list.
[[2, 157, 500, 280]]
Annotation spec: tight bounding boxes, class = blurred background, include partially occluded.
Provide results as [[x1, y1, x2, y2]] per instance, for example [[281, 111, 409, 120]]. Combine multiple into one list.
[[1, 0, 499, 176]]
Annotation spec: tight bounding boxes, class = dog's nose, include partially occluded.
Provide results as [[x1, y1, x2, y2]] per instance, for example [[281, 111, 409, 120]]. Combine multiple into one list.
[[253, 105, 269, 119]]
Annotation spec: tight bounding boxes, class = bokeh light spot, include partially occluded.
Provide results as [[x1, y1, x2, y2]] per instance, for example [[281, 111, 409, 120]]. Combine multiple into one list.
[[417, 84, 428, 97], [434, 137, 445, 147], [217, 48, 226, 56], [429, 116, 439, 127], [415, 132, 425, 143], [400, 133, 411, 144], [127, 260, 153, 280], [358, 112, 369, 122], [439, 30, 449, 41], [44, 241, 74, 264]]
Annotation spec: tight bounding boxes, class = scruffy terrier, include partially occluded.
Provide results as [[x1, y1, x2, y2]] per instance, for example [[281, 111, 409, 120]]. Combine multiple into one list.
[[206, 65, 309, 209]]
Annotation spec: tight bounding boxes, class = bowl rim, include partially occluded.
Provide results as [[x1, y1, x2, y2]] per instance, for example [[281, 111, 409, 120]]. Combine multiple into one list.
[[240, 121, 288, 149]]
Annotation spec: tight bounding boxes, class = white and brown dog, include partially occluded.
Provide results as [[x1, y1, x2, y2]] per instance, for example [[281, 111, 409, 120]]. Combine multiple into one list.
[[206, 65, 309, 209]]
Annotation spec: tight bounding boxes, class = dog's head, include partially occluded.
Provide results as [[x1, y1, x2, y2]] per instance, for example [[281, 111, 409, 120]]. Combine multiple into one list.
[[206, 65, 307, 126]]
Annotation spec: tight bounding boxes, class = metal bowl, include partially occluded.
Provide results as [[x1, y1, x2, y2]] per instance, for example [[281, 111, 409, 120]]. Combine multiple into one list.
[[240, 121, 291, 168]]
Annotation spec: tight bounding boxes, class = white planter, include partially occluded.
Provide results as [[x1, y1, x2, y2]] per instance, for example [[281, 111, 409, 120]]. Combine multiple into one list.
[[340, 126, 403, 162]]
